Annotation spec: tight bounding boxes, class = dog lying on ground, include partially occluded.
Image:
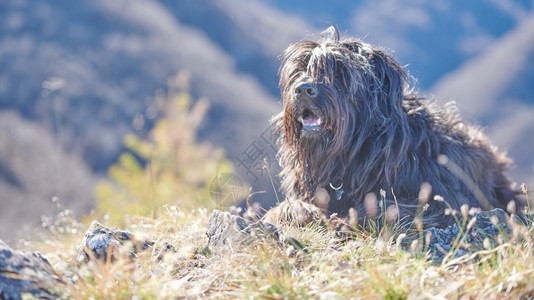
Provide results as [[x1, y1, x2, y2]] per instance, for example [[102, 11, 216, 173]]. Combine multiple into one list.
[[268, 26, 521, 228]]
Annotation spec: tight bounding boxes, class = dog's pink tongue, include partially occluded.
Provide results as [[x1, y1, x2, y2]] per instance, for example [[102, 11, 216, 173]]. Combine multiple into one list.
[[302, 115, 322, 126]]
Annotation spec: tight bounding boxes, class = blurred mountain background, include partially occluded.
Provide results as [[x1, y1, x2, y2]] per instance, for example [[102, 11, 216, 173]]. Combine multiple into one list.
[[1, 0, 533, 241]]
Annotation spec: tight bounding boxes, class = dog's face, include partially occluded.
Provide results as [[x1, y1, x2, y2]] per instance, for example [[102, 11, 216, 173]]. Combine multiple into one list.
[[279, 28, 409, 157]]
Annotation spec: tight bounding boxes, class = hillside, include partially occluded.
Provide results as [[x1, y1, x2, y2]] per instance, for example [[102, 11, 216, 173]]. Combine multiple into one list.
[[0, 0, 533, 241]]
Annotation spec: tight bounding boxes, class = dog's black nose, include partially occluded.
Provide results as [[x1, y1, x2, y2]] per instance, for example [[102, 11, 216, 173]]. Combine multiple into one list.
[[294, 83, 317, 99]]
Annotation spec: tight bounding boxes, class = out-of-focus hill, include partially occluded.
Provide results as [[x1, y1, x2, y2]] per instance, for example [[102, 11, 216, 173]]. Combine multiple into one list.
[[0, 0, 305, 240], [0, 0, 287, 171], [0, 0, 533, 240], [0, 111, 96, 240]]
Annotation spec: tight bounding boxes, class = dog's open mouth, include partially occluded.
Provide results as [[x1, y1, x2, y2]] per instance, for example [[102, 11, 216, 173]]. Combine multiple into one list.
[[299, 109, 323, 131]]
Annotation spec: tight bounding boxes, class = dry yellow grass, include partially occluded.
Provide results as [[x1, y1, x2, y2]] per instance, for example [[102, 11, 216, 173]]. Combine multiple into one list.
[[30, 202, 533, 300]]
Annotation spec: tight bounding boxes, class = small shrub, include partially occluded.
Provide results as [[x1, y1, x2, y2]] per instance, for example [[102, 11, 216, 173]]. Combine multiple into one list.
[[94, 75, 236, 225]]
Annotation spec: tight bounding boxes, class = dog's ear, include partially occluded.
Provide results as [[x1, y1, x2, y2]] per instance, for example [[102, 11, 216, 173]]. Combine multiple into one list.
[[368, 49, 408, 109]]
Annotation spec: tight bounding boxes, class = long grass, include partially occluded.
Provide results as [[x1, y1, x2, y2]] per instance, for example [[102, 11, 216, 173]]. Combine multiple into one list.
[[27, 197, 533, 300]]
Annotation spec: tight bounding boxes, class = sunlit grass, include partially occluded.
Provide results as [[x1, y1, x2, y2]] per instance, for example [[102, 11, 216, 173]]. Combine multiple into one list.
[[28, 199, 533, 299]]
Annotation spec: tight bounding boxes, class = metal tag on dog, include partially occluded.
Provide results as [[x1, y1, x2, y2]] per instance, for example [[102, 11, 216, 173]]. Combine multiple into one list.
[[329, 182, 344, 201]]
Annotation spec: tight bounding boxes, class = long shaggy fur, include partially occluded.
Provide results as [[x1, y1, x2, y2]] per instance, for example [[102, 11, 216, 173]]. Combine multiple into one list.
[[273, 27, 519, 228]]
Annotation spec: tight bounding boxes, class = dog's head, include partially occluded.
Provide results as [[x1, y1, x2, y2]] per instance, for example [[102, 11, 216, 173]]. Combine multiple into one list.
[[278, 26, 410, 156]]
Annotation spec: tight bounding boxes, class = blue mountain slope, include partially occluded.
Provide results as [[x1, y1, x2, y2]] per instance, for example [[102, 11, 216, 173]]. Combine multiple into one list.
[[0, 0, 532, 242]]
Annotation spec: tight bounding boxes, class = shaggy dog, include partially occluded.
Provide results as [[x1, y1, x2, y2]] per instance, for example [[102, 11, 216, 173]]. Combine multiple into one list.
[[271, 27, 519, 228]]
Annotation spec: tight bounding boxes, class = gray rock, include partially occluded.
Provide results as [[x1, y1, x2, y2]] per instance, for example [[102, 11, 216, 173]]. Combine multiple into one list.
[[206, 210, 304, 252], [423, 208, 513, 262], [0, 240, 63, 300], [78, 221, 151, 263], [206, 210, 249, 250]]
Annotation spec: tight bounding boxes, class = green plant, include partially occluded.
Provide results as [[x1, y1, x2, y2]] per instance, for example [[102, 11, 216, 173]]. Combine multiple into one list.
[[94, 76, 236, 225]]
